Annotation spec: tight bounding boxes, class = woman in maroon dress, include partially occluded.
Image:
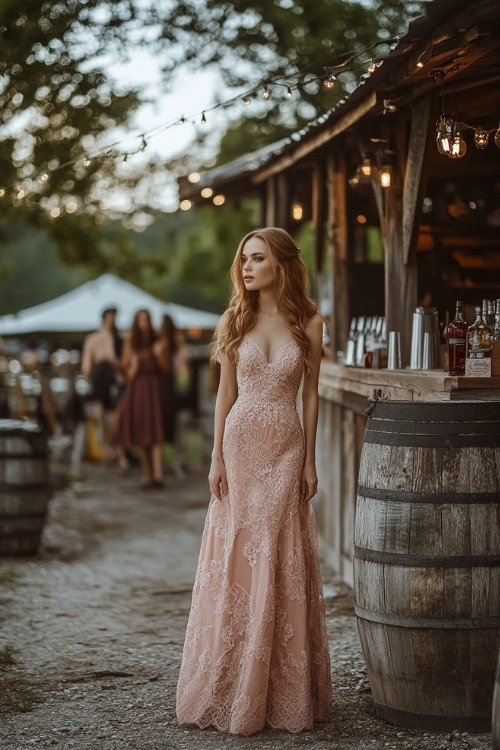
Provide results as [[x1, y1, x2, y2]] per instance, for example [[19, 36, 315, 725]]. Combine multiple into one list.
[[114, 309, 168, 488]]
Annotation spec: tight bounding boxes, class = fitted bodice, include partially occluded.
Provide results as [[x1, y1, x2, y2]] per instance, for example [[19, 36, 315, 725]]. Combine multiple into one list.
[[235, 335, 303, 407]]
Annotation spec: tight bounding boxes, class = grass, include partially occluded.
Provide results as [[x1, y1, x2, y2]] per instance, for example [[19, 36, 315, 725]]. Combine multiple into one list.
[[0, 645, 16, 665], [0, 570, 22, 588]]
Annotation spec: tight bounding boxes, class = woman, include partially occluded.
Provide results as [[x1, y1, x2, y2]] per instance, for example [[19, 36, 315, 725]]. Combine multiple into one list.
[[114, 309, 167, 488], [156, 315, 190, 477], [176, 227, 332, 735]]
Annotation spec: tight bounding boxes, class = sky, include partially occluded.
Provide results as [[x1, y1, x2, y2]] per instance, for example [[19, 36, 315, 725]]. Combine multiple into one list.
[[100, 48, 236, 213]]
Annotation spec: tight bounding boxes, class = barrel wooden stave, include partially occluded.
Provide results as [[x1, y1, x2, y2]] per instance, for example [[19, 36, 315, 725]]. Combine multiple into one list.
[[0, 419, 50, 556], [493, 650, 500, 750], [354, 401, 500, 732]]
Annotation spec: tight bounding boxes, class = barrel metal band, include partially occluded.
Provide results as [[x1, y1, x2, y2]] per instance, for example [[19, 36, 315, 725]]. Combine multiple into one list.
[[354, 545, 500, 567], [355, 605, 500, 629], [374, 702, 491, 732], [357, 485, 500, 504], [0, 511, 47, 522], [364, 428, 500, 447]]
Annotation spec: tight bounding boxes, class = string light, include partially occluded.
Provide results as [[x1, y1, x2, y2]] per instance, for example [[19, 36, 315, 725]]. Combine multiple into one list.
[[495, 122, 500, 149], [474, 127, 489, 149], [201, 111, 207, 124], [448, 124, 467, 158], [0, 36, 405, 206]]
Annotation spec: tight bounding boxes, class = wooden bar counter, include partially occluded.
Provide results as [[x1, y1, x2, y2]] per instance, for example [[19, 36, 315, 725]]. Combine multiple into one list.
[[315, 361, 500, 585]]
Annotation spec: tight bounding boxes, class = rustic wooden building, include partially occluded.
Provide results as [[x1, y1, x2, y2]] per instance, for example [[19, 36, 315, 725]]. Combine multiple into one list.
[[179, 0, 500, 584]]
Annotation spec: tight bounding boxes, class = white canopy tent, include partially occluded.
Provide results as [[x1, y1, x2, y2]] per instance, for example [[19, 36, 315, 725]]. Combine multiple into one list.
[[0, 274, 220, 335]]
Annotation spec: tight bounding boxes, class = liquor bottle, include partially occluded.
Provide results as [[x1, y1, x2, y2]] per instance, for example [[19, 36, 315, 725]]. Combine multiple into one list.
[[468, 305, 493, 359], [491, 299, 500, 376], [486, 299, 495, 328], [446, 301, 467, 375]]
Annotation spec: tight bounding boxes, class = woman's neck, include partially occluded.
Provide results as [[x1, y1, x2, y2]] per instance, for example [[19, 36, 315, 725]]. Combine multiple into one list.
[[257, 290, 279, 317]]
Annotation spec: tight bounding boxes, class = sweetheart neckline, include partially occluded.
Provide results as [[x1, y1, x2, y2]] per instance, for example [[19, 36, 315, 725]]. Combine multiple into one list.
[[245, 335, 297, 366]]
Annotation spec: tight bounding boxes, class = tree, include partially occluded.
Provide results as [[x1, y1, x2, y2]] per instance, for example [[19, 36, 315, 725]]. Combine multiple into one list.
[[0, 0, 426, 274]]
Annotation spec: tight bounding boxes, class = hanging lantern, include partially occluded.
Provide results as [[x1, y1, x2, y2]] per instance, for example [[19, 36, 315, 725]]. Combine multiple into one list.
[[436, 115, 454, 156]]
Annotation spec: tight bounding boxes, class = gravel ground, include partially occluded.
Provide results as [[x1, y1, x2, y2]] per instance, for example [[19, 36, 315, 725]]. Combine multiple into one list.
[[0, 461, 493, 750]]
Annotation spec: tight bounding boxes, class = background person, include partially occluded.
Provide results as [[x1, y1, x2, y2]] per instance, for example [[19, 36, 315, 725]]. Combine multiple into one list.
[[155, 314, 190, 478], [81, 306, 127, 468], [114, 308, 168, 489]]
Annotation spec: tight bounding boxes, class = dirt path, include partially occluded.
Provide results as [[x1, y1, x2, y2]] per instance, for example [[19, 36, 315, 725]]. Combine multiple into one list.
[[0, 462, 492, 750]]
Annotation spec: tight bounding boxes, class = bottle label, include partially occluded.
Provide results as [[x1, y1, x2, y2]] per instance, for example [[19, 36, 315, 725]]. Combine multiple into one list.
[[448, 338, 466, 345]]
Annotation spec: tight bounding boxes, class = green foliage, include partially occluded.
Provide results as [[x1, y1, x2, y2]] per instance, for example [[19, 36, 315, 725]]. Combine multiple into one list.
[[0, 0, 426, 282], [0, 646, 15, 665]]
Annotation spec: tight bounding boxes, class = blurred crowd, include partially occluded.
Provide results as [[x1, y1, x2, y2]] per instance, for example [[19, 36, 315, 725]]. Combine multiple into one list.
[[0, 307, 216, 486]]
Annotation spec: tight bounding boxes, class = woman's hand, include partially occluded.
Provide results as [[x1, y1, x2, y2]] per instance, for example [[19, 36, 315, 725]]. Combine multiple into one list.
[[127, 351, 139, 380], [208, 455, 228, 501], [301, 460, 318, 503]]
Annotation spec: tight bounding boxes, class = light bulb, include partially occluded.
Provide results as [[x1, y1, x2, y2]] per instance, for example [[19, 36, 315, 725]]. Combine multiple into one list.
[[448, 125, 467, 158], [323, 75, 336, 90], [380, 167, 392, 188], [139, 137, 147, 151], [262, 86, 270, 99], [436, 116, 454, 155], [242, 96, 251, 106], [360, 157, 372, 177], [494, 123, 500, 148], [201, 112, 206, 124], [286, 86, 293, 98], [474, 128, 489, 149]]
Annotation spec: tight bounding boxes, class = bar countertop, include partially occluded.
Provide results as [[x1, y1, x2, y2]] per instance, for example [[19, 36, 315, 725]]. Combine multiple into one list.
[[319, 360, 500, 403]]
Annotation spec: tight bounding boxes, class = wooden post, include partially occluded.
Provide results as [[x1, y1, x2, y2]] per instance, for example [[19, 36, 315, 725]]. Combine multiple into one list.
[[312, 154, 327, 306], [327, 146, 350, 362]]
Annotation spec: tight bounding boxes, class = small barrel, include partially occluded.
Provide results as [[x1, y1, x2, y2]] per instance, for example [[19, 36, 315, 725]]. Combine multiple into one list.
[[493, 649, 500, 750], [354, 400, 500, 732], [0, 418, 51, 556]]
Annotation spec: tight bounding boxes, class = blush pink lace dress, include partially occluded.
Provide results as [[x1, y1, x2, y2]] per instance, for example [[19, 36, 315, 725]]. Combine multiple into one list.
[[176, 335, 332, 735]]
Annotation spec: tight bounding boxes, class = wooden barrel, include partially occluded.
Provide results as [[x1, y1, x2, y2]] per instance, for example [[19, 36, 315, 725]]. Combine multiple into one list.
[[0, 419, 51, 556], [493, 649, 500, 750], [354, 400, 500, 732]]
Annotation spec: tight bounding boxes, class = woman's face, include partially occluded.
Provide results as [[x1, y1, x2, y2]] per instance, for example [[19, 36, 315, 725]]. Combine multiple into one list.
[[137, 311, 150, 332], [240, 237, 275, 293]]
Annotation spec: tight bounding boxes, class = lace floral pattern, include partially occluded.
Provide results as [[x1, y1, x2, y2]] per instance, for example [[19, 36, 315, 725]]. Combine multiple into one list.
[[176, 335, 332, 735]]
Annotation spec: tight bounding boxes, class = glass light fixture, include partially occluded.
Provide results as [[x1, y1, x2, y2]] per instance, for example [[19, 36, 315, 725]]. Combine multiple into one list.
[[379, 166, 392, 188], [494, 122, 500, 148], [448, 124, 467, 158], [360, 157, 372, 178], [436, 115, 454, 155], [474, 127, 489, 149]]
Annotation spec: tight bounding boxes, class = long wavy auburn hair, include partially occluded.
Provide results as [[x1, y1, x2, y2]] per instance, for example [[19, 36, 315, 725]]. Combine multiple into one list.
[[129, 308, 158, 351], [212, 227, 319, 376]]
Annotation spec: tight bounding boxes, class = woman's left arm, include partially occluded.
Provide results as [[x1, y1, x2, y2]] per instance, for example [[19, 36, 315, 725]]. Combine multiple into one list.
[[301, 314, 324, 503]]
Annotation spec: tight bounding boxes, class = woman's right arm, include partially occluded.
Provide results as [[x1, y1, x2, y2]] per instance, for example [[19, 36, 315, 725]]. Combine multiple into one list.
[[119, 339, 138, 380], [208, 354, 237, 500]]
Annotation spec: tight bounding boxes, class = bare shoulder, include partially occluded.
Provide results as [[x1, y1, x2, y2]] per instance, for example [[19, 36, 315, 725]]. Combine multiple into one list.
[[305, 313, 324, 342]]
